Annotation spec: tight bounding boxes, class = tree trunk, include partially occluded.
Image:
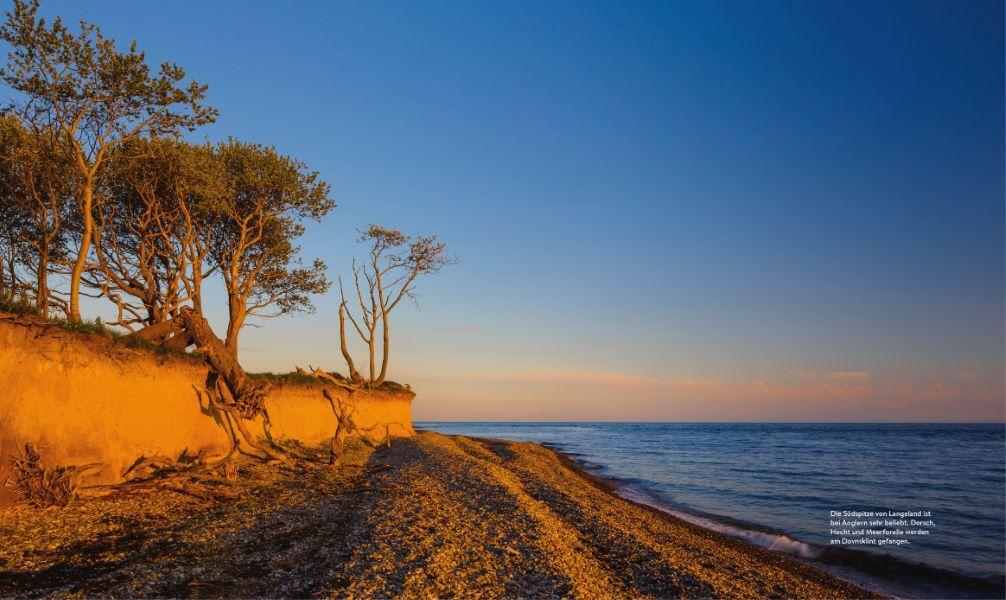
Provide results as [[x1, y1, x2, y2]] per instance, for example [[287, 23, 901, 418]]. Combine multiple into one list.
[[326, 389, 350, 465], [127, 308, 283, 462], [178, 307, 264, 415], [127, 317, 185, 344], [368, 327, 376, 382], [191, 257, 204, 314], [68, 181, 93, 323], [376, 311, 390, 385], [225, 301, 244, 360], [36, 247, 48, 317], [339, 302, 362, 383]]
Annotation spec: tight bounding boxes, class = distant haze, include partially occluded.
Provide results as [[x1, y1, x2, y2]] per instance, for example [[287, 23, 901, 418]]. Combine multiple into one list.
[[48, 0, 1004, 422]]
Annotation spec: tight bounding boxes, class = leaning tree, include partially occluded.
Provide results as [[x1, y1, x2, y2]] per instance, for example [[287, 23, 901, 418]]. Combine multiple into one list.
[[0, 0, 216, 322]]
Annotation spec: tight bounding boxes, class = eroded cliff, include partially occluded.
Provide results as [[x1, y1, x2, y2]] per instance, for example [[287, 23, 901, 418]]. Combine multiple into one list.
[[0, 314, 414, 505]]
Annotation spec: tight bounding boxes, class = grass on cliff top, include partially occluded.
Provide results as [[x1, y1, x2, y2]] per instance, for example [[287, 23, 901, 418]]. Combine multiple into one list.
[[0, 294, 38, 317], [249, 371, 320, 385], [249, 371, 411, 392], [1, 297, 410, 388], [0, 294, 200, 362]]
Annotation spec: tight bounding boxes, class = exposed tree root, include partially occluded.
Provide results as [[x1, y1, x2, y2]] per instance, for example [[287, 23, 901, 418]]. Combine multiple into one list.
[[205, 377, 292, 465], [5, 443, 102, 509], [81, 443, 243, 503], [296, 365, 410, 465]]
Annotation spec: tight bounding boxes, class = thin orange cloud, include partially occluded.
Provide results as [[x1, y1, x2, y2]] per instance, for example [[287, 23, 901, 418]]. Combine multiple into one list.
[[408, 367, 1005, 422]]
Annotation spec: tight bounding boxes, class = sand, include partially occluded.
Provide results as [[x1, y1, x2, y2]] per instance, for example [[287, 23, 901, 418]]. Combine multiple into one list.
[[0, 431, 875, 598]]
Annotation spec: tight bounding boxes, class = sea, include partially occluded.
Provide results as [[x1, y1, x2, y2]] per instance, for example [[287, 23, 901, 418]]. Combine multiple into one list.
[[418, 422, 1005, 599]]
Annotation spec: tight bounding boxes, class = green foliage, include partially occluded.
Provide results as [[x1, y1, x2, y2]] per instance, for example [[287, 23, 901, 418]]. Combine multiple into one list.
[[0, 0, 217, 163], [209, 140, 334, 348], [0, 115, 74, 311], [248, 371, 321, 385], [1, 0, 217, 321], [0, 2, 344, 356], [87, 138, 222, 327], [0, 293, 36, 315]]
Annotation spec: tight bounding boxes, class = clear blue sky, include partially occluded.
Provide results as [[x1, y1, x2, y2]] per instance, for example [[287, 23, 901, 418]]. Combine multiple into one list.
[[42, 0, 1004, 421]]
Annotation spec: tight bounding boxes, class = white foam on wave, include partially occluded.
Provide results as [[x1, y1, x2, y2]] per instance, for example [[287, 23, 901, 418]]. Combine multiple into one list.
[[614, 486, 822, 559]]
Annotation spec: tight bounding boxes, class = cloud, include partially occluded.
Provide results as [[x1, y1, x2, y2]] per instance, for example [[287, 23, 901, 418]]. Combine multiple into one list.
[[410, 367, 1005, 422], [453, 368, 876, 399]]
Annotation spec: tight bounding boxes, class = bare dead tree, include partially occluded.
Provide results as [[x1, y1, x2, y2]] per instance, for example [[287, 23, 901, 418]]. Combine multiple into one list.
[[340, 225, 452, 384]]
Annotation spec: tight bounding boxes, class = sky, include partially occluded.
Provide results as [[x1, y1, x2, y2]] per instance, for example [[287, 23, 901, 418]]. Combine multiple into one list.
[[33, 0, 1006, 422]]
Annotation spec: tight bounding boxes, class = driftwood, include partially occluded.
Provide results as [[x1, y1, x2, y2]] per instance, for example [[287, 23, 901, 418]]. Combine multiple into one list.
[[72, 443, 245, 504], [6, 443, 102, 509], [297, 365, 407, 465], [296, 365, 366, 393]]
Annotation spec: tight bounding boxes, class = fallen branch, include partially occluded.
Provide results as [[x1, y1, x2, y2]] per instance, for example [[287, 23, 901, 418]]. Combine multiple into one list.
[[5, 443, 103, 509]]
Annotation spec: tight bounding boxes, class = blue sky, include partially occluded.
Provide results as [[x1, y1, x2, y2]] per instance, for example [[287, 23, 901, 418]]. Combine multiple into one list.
[[39, 0, 1005, 420]]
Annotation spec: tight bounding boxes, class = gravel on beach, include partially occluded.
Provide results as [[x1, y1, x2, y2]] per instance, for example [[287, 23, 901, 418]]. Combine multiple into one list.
[[0, 431, 876, 598]]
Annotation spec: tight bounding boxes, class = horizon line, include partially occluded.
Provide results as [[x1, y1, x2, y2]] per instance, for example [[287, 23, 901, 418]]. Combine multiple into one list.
[[414, 420, 1006, 425]]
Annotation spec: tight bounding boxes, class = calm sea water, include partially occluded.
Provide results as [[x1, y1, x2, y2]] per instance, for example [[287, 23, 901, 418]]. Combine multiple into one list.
[[419, 422, 1006, 599]]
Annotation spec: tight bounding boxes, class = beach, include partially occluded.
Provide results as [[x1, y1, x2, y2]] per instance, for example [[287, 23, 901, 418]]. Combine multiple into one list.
[[0, 431, 871, 598]]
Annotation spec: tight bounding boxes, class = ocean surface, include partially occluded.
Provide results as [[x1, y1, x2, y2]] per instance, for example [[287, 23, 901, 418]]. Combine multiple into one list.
[[419, 422, 1005, 599]]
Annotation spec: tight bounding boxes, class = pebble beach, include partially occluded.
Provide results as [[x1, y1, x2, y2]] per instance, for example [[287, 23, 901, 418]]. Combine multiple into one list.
[[0, 431, 874, 598]]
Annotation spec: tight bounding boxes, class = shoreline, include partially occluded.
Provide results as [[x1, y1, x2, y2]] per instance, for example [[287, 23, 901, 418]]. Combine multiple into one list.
[[538, 438, 887, 596], [541, 437, 1004, 600], [0, 431, 876, 597]]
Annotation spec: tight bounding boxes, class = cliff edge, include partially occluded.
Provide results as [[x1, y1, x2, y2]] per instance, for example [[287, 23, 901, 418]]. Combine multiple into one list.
[[0, 313, 414, 506]]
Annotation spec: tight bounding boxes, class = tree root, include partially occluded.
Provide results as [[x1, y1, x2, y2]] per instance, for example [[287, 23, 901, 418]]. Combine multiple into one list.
[[203, 377, 292, 465], [299, 365, 411, 465], [80, 444, 242, 504], [5, 443, 103, 509]]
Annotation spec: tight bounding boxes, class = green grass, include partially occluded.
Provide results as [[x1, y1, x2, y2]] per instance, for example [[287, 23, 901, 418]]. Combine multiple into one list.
[[118, 333, 203, 361], [249, 371, 321, 385], [1, 295, 120, 338], [50, 316, 120, 337], [0, 298, 200, 362], [248, 370, 411, 392], [0, 294, 39, 316]]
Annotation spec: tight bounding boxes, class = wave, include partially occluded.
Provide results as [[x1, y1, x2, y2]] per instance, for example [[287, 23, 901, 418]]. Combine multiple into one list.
[[582, 461, 1005, 599], [613, 485, 822, 558]]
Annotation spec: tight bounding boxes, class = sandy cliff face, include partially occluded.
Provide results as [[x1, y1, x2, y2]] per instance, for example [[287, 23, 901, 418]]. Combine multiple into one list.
[[0, 315, 414, 506]]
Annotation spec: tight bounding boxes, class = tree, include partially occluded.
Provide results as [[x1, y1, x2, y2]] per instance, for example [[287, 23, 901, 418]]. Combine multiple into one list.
[[0, 114, 73, 315], [341, 225, 451, 384], [0, 185, 31, 301], [84, 138, 222, 328], [208, 139, 333, 357], [0, 0, 216, 322]]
